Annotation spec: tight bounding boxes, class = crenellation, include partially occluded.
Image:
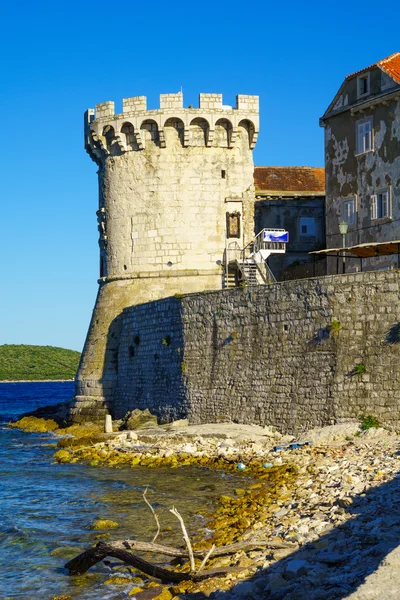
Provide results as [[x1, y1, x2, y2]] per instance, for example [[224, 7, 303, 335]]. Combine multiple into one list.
[[160, 92, 183, 109], [236, 94, 259, 111], [199, 93, 223, 109], [95, 101, 115, 119], [123, 96, 147, 112]]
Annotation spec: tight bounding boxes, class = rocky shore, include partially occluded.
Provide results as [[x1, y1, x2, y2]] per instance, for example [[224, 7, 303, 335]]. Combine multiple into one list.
[[10, 414, 400, 600]]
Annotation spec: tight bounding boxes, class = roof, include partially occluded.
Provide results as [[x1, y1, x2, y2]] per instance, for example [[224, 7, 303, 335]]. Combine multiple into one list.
[[310, 240, 400, 258], [345, 52, 400, 84], [254, 166, 325, 195]]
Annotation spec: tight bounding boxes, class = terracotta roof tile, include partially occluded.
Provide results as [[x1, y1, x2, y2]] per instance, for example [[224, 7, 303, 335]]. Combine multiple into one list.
[[254, 166, 325, 194], [345, 52, 400, 83]]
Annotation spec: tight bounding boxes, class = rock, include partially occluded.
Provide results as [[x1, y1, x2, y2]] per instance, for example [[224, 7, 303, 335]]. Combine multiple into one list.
[[9, 416, 59, 432], [90, 519, 119, 530], [274, 508, 288, 518], [168, 419, 189, 428], [267, 573, 288, 591], [219, 438, 236, 448], [317, 551, 350, 564], [306, 423, 360, 444], [232, 581, 254, 596], [127, 431, 138, 440], [284, 559, 310, 580], [273, 548, 295, 560], [337, 496, 353, 508], [124, 409, 158, 431], [362, 427, 385, 438], [53, 449, 72, 463], [181, 443, 196, 454], [104, 575, 132, 584]]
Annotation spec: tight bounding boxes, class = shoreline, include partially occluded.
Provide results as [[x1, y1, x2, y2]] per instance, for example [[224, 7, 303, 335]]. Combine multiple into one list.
[[11, 415, 400, 600], [0, 379, 74, 383]]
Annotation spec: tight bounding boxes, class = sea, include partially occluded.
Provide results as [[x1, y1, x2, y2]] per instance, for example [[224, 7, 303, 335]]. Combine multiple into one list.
[[0, 382, 240, 600]]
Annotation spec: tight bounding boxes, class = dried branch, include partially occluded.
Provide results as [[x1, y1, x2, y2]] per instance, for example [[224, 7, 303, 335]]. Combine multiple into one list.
[[65, 541, 235, 581], [196, 544, 215, 574], [170, 506, 196, 572], [143, 487, 161, 543], [113, 537, 295, 557]]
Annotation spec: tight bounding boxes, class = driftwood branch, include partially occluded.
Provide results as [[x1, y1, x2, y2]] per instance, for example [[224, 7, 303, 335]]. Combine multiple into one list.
[[116, 537, 296, 557], [170, 506, 196, 572], [65, 537, 298, 578], [143, 487, 161, 543], [197, 544, 215, 575], [65, 541, 236, 582]]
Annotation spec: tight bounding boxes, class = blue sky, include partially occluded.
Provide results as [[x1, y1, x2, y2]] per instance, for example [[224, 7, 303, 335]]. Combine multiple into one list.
[[0, 0, 398, 351]]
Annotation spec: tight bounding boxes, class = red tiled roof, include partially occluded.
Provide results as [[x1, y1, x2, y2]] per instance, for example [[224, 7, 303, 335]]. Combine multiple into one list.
[[345, 52, 400, 83], [254, 166, 325, 194]]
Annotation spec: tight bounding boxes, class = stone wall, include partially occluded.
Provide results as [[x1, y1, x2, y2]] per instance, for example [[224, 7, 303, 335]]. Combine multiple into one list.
[[114, 270, 400, 434]]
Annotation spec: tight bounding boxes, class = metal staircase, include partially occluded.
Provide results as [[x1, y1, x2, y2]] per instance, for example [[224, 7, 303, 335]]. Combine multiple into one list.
[[224, 228, 288, 288]]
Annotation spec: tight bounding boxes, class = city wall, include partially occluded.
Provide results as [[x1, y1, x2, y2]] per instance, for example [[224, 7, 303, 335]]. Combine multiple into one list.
[[111, 270, 400, 434]]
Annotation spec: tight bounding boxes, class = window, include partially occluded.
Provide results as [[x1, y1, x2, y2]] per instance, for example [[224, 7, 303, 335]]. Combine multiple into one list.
[[299, 217, 316, 240], [226, 211, 241, 238], [357, 74, 370, 98], [343, 198, 356, 226], [371, 190, 391, 220], [356, 117, 373, 154]]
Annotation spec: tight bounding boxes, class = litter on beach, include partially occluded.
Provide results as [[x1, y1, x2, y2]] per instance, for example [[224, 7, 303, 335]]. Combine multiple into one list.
[[272, 440, 313, 452]]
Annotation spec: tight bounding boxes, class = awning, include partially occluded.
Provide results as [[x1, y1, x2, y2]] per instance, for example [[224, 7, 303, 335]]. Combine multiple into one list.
[[309, 240, 400, 258]]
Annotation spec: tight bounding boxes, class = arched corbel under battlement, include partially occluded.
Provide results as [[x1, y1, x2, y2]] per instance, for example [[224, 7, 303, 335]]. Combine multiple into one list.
[[163, 117, 185, 147], [139, 119, 160, 149], [214, 118, 233, 148], [120, 122, 138, 151], [238, 119, 258, 149], [189, 117, 210, 147]]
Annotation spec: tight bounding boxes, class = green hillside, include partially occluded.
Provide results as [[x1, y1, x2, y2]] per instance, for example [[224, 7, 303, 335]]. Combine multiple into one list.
[[0, 345, 81, 381]]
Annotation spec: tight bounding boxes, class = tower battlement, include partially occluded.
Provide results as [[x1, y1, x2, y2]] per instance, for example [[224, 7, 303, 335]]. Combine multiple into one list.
[[85, 92, 259, 162]]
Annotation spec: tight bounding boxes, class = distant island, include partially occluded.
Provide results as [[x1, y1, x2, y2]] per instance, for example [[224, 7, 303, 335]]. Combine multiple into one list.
[[0, 345, 81, 381]]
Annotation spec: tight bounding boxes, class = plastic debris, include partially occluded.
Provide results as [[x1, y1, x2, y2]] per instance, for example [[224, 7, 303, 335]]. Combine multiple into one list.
[[272, 440, 312, 452], [237, 462, 246, 470], [263, 462, 273, 469]]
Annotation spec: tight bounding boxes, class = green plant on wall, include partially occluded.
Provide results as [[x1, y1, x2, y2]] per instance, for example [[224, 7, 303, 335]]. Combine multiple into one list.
[[181, 362, 187, 373], [360, 414, 380, 430], [231, 331, 238, 340], [329, 319, 341, 335], [354, 362, 366, 375], [162, 335, 171, 346]]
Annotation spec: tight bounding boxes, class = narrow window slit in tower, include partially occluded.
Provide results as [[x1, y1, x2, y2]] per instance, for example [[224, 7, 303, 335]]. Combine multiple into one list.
[[221, 170, 226, 179]]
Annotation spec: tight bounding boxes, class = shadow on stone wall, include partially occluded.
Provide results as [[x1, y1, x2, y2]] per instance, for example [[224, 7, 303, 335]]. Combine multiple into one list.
[[101, 298, 187, 423], [186, 470, 400, 600]]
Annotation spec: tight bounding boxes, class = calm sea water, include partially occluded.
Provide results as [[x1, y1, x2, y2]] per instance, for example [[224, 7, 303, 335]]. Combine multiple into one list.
[[0, 382, 239, 600]]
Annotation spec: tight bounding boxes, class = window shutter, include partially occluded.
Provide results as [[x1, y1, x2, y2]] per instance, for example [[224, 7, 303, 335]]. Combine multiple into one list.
[[366, 124, 372, 151], [357, 123, 363, 153], [371, 195, 377, 220], [382, 192, 389, 217]]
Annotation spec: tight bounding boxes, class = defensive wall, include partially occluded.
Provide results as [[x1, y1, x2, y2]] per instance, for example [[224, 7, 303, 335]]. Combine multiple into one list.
[[103, 270, 400, 434]]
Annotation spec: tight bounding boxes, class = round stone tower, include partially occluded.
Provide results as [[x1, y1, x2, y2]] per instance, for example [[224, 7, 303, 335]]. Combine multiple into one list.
[[71, 92, 259, 422]]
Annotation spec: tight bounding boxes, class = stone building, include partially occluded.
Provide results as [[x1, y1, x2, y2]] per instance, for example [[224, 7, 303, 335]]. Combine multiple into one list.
[[254, 166, 325, 279], [321, 52, 400, 272], [71, 92, 260, 422]]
